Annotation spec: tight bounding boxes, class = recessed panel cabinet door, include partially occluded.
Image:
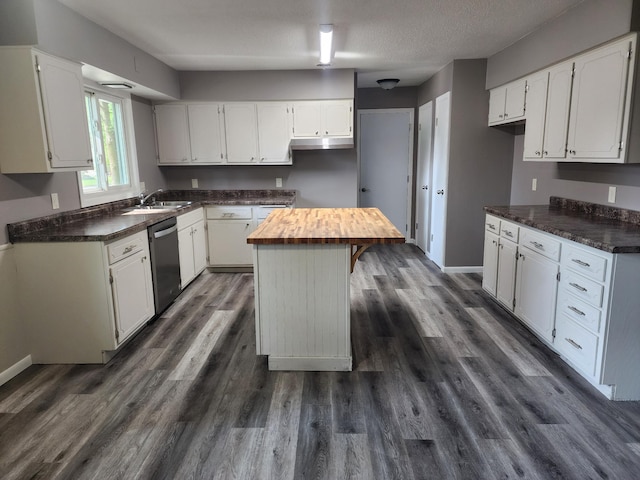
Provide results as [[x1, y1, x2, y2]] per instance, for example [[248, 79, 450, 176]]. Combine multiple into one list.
[[36, 51, 92, 169], [292, 103, 322, 137], [567, 38, 633, 160], [224, 103, 259, 163], [543, 62, 573, 159], [178, 226, 195, 288], [523, 71, 549, 159], [482, 231, 499, 296], [323, 101, 352, 136], [188, 104, 224, 164], [497, 240, 517, 310], [257, 103, 291, 164], [155, 104, 190, 164], [207, 220, 255, 266], [192, 220, 208, 274]]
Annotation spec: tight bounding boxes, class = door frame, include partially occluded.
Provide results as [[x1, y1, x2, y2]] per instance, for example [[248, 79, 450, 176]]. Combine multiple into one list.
[[416, 101, 433, 253], [357, 108, 414, 240]]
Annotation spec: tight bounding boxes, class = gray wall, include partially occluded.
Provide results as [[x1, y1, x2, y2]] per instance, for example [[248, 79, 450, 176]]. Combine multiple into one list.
[[487, 0, 634, 89], [171, 70, 358, 209], [486, 0, 640, 210], [132, 96, 167, 193], [0, 0, 180, 99], [417, 60, 514, 268], [357, 87, 418, 110]]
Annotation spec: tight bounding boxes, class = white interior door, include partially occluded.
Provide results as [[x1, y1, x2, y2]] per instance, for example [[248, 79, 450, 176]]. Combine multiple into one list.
[[416, 101, 433, 253], [358, 109, 413, 237], [429, 92, 451, 269]]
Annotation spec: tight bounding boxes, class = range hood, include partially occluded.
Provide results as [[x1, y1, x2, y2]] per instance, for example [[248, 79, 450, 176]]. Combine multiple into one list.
[[289, 137, 354, 151]]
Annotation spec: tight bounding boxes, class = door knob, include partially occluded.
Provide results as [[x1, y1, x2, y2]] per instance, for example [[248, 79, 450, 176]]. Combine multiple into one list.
[[361, 187, 368, 192], [436, 189, 444, 195], [421, 185, 428, 190]]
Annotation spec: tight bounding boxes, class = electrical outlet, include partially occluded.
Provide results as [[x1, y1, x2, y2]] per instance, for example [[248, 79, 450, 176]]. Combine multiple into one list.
[[51, 193, 60, 209], [608, 186, 616, 203], [532, 178, 537, 191], [276, 177, 283, 188], [192, 178, 199, 188]]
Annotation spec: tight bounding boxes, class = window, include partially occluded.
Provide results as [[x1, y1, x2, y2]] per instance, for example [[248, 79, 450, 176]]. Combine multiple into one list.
[[78, 88, 139, 207]]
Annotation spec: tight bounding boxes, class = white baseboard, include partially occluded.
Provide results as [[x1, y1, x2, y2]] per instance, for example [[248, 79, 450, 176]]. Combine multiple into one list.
[[0, 355, 32, 387], [268, 356, 352, 371], [442, 266, 484, 274]]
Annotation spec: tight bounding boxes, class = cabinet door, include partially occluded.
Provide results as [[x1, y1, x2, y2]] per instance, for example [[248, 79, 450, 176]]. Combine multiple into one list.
[[178, 226, 195, 288], [110, 251, 154, 343], [257, 103, 291, 164], [543, 62, 573, 159], [515, 250, 559, 342], [497, 240, 517, 310], [292, 103, 322, 137], [207, 220, 255, 266], [188, 104, 225, 164], [504, 79, 526, 122], [482, 231, 499, 296], [192, 220, 208, 275], [523, 71, 549, 160], [224, 103, 258, 163], [323, 101, 352, 136], [488, 86, 506, 125], [567, 38, 633, 160], [35, 51, 93, 169], [155, 104, 190, 164]]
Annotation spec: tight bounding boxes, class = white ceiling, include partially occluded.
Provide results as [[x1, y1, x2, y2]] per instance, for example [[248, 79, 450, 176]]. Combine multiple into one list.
[[58, 0, 585, 88]]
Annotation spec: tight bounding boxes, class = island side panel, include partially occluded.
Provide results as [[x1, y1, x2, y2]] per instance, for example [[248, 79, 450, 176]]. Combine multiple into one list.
[[253, 243, 351, 371]]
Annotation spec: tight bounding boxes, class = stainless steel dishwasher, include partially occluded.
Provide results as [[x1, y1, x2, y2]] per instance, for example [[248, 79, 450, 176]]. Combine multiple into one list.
[[148, 217, 181, 314]]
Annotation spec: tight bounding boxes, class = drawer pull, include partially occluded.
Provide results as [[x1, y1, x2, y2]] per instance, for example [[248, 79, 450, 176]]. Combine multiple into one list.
[[487, 223, 496, 229], [569, 282, 587, 292], [123, 245, 135, 254], [568, 305, 586, 316], [503, 230, 514, 238], [565, 338, 583, 350], [571, 258, 591, 268], [530, 241, 545, 250]]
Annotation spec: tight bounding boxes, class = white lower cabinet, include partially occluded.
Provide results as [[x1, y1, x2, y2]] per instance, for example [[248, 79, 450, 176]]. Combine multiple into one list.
[[14, 230, 155, 364], [207, 206, 256, 267], [177, 208, 207, 288], [483, 213, 640, 400], [496, 238, 518, 309], [482, 216, 518, 310]]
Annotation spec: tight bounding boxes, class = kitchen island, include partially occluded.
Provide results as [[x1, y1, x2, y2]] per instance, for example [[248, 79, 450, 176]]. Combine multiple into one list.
[[247, 207, 404, 371]]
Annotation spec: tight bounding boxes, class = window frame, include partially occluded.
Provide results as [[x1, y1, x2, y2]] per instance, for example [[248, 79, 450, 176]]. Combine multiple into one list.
[[77, 83, 140, 208]]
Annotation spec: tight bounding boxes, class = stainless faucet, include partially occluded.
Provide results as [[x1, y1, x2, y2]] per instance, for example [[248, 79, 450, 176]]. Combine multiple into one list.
[[139, 188, 163, 206]]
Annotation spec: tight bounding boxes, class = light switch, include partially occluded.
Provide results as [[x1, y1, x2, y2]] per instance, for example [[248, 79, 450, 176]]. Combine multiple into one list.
[[51, 193, 60, 209], [192, 178, 199, 188], [276, 177, 283, 188], [532, 178, 537, 191], [608, 186, 616, 203]]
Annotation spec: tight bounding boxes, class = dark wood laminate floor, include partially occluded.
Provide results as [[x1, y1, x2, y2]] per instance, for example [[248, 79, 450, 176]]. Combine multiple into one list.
[[2, 244, 640, 479]]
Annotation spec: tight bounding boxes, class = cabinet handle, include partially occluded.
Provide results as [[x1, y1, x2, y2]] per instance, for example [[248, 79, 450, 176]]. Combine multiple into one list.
[[529, 241, 544, 250], [492, 240, 497, 245], [261, 157, 265, 161], [568, 305, 586, 316], [498, 114, 504, 118], [503, 230, 513, 238], [569, 149, 576, 155], [123, 245, 134, 254], [315, 131, 319, 135], [193, 157, 198, 161], [565, 338, 583, 350], [504, 113, 509, 118], [182, 157, 188, 162], [534, 150, 541, 156], [543, 151, 548, 156], [325, 130, 328, 135], [571, 258, 591, 268], [436, 189, 444, 195], [569, 282, 588, 292], [487, 223, 495, 229], [87, 158, 93, 164], [141, 256, 147, 262]]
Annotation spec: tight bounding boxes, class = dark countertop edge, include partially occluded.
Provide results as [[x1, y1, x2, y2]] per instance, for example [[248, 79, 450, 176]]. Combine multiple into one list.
[[9, 191, 297, 243], [483, 206, 638, 254]]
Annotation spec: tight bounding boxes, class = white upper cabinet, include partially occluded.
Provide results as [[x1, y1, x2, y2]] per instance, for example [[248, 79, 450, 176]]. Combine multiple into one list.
[[155, 103, 225, 165], [292, 100, 353, 137], [223, 103, 259, 164], [523, 62, 573, 160], [566, 35, 635, 162], [0, 47, 93, 173], [488, 79, 526, 125], [257, 103, 292, 164], [188, 104, 225, 164], [155, 104, 191, 164]]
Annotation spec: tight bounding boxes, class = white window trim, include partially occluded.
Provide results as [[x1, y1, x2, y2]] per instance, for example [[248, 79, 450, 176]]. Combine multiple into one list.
[[77, 81, 141, 208]]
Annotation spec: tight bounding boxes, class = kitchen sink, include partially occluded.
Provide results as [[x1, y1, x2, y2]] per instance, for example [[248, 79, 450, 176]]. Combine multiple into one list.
[[121, 201, 192, 215]]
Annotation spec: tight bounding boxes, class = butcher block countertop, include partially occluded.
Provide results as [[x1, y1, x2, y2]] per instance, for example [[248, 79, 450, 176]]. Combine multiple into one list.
[[247, 207, 405, 245]]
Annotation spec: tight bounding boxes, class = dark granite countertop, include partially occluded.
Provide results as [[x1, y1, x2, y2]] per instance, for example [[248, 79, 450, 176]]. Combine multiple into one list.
[[8, 189, 296, 243], [485, 197, 640, 253]]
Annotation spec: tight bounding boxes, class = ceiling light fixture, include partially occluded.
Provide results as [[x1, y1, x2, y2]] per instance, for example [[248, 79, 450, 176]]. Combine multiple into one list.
[[319, 24, 333, 66], [377, 78, 400, 90], [100, 82, 133, 89]]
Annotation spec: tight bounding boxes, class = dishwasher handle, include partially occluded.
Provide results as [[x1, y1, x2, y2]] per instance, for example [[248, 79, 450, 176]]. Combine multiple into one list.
[[153, 224, 177, 239]]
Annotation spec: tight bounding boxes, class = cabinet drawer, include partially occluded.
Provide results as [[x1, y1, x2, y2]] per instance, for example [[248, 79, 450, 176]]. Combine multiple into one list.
[[107, 231, 147, 265], [500, 221, 519, 243], [563, 245, 607, 282], [557, 290, 602, 334], [562, 270, 604, 307], [520, 228, 561, 261], [255, 205, 288, 221], [206, 206, 253, 220], [485, 215, 500, 234], [177, 207, 204, 230], [555, 315, 599, 377]]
